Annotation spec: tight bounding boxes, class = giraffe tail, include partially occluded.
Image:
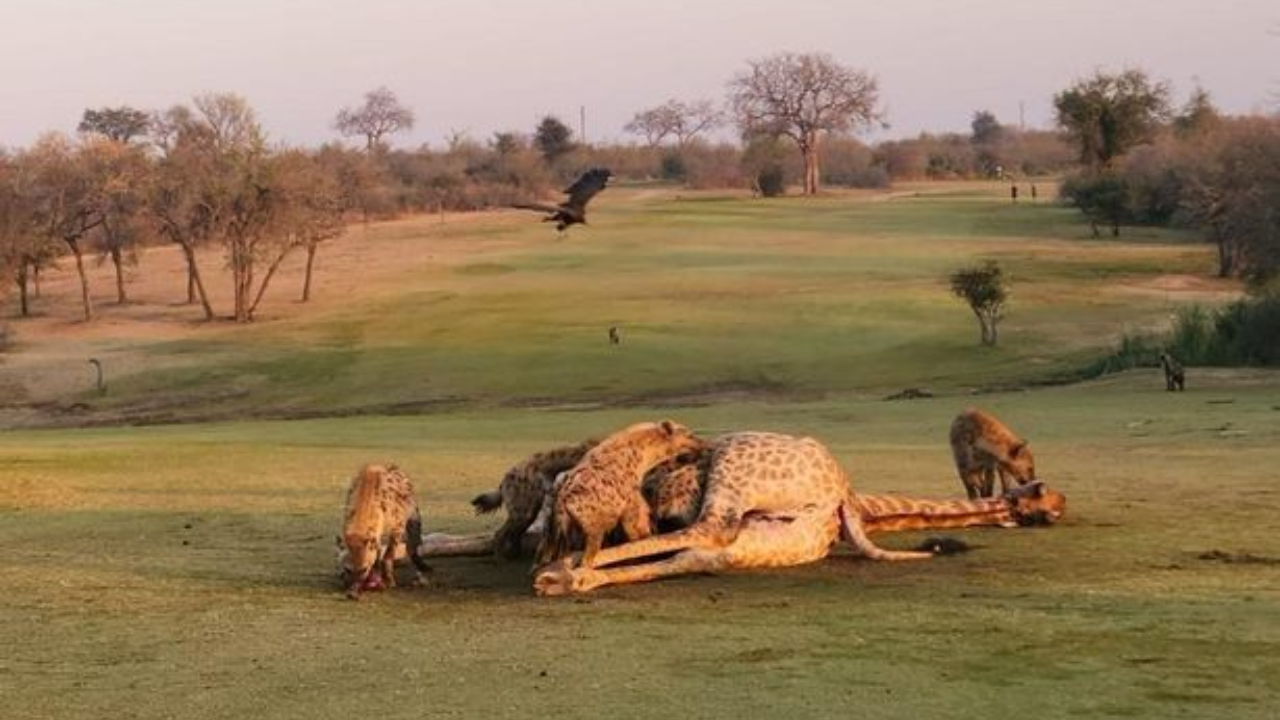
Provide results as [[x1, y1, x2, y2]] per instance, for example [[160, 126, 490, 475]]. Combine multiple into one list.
[[838, 501, 934, 561]]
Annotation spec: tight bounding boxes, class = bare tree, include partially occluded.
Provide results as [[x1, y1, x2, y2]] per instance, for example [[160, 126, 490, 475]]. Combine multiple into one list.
[[729, 52, 882, 195], [626, 99, 723, 147], [24, 134, 104, 321], [334, 87, 415, 153], [82, 137, 150, 304], [150, 105, 218, 319], [248, 149, 346, 315]]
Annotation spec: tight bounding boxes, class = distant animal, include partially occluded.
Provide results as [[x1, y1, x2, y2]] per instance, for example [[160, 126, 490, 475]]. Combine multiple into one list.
[[537, 420, 705, 570], [470, 438, 599, 558], [1159, 352, 1185, 392], [513, 168, 612, 232], [608, 326, 620, 345], [336, 463, 431, 599], [950, 408, 1037, 499]]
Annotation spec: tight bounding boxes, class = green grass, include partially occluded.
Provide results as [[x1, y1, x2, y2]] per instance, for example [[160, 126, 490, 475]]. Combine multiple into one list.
[[3, 375, 1280, 719], [2, 183, 1276, 719], [46, 183, 1215, 423]]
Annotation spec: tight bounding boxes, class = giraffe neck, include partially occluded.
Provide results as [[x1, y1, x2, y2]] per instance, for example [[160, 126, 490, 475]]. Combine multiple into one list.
[[853, 493, 1015, 534]]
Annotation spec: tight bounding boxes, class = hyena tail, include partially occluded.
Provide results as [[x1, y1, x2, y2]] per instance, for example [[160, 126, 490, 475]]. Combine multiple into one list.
[[471, 489, 503, 515]]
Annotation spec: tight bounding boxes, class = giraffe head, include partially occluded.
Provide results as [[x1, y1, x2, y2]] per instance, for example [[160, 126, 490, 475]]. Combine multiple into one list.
[[1003, 481, 1065, 526]]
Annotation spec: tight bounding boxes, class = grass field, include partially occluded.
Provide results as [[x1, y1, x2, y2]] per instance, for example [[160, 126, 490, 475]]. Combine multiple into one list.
[[2, 183, 1277, 719]]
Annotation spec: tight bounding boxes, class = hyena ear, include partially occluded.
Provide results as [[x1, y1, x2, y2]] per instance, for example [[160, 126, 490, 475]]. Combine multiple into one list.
[[659, 419, 678, 437], [334, 535, 343, 548], [1009, 442, 1026, 458]]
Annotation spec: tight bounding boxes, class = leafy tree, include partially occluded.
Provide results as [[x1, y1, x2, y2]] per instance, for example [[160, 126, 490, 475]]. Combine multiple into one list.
[[334, 87, 415, 153], [1173, 87, 1221, 137], [729, 52, 882, 194], [1053, 69, 1170, 170], [78, 106, 151, 144], [950, 261, 1008, 346], [534, 115, 575, 164], [1060, 172, 1131, 237], [970, 110, 1004, 146]]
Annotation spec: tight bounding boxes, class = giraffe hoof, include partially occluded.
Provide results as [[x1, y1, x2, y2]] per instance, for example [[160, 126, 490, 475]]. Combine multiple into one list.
[[533, 566, 575, 597]]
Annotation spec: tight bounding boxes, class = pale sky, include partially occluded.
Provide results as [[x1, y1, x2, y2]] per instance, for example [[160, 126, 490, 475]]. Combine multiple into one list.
[[1, 0, 1275, 149]]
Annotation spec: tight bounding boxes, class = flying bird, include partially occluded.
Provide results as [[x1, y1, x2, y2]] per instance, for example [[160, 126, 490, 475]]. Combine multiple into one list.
[[513, 168, 612, 232]]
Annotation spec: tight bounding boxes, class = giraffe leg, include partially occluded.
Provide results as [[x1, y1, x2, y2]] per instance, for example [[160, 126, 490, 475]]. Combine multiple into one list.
[[537, 548, 732, 596], [533, 521, 739, 593], [418, 532, 497, 557]]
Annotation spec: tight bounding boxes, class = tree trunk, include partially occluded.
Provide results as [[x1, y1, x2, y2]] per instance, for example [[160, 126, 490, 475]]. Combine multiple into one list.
[[800, 132, 821, 195], [187, 266, 196, 304], [248, 246, 293, 319], [1215, 235, 1235, 278], [17, 261, 30, 317], [67, 240, 94, 322], [302, 243, 317, 302], [110, 246, 128, 304], [32, 265, 41, 299], [179, 242, 215, 320]]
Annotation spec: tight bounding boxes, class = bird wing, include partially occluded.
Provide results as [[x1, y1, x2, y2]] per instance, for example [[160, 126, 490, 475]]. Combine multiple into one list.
[[511, 202, 563, 214], [561, 168, 611, 211]]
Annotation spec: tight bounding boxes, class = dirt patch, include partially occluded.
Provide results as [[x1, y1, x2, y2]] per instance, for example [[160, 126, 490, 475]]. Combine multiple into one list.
[[1118, 274, 1241, 300]]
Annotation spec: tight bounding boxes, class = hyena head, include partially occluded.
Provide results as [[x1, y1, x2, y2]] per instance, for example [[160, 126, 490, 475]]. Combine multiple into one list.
[[651, 419, 706, 459], [1003, 441, 1036, 484], [336, 533, 379, 595], [1005, 481, 1065, 526]]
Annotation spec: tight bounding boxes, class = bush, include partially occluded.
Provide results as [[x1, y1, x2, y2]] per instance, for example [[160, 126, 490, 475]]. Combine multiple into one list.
[[1090, 296, 1280, 378]]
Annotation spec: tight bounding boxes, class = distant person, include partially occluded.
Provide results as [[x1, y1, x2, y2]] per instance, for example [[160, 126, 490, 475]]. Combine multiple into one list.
[[1010, 184, 1019, 203], [1031, 183, 1038, 202]]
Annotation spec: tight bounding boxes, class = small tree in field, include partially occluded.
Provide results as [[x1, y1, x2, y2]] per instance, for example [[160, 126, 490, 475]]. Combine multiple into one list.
[[534, 115, 575, 164], [950, 261, 1008, 346]]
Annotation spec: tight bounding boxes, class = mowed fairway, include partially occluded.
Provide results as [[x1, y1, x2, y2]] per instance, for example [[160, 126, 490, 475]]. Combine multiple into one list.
[[2, 184, 1277, 719]]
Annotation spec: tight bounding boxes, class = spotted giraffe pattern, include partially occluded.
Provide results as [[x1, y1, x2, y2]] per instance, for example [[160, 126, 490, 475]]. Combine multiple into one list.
[[534, 432, 934, 596]]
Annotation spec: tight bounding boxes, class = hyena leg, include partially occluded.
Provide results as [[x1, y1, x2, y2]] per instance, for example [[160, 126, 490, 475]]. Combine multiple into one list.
[[381, 552, 398, 589], [619, 500, 654, 542], [979, 467, 997, 498], [997, 468, 1016, 496], [578, 531, 605, 570], [959, 469, 982, 500]]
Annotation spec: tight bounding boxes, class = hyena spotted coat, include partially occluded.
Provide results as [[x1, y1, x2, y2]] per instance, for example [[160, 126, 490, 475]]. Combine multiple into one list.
[[537, 420, 705, 570], [950, 408, 1037, 499], [470, 438, 599, 558], [337, 463, 431, 599]]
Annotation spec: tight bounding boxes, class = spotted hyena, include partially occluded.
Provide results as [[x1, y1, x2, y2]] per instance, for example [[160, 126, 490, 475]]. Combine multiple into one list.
[[336, 463, 431, 599], [536, 420, 705, 570], [1159, 352, 1185, 392], [950, 409, 1037, 499], [470, 438, 599, 558]]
